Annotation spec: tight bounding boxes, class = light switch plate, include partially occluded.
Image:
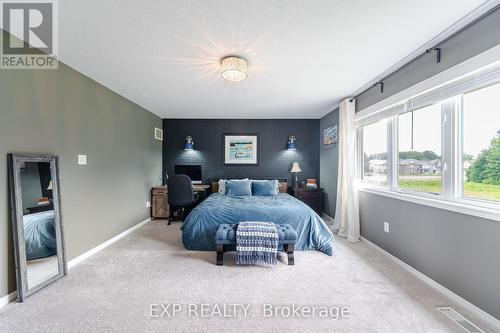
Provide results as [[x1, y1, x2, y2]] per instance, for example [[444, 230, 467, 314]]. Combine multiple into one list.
[[78, 154, 87, 165], [384, 221, 390, 233]]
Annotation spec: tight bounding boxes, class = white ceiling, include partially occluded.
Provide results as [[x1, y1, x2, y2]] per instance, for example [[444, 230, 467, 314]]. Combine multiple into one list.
[[59, 0, 488, 119]]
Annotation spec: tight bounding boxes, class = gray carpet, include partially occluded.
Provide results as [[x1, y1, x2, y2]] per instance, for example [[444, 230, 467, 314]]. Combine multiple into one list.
[[0, 221, 494, 333]]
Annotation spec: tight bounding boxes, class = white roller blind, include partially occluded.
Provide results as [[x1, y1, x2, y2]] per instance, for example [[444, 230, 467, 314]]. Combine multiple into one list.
[[356, 61, 500, 127]]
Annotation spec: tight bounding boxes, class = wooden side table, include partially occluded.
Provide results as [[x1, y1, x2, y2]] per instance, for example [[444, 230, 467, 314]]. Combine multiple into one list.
[[151, 186, 169, 220], [293, 188, 322, 214]]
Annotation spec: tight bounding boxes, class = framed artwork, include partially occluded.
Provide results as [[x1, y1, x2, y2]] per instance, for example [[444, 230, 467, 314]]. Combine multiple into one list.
[[223, 134, 259, 165], [323, 125, 338, 145]]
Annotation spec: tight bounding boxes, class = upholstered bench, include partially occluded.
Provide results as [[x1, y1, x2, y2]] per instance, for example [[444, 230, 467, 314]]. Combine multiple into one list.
[[215, 223, 297, 266]]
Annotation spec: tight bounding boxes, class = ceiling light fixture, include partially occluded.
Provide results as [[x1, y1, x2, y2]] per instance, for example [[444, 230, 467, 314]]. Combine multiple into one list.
[[221, 56, 248, 82]]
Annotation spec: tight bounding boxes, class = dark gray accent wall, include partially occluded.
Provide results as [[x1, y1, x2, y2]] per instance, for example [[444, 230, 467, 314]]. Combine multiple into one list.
[[163, 119, 319, 186], [359, 192, 500, 320], [351, 8, 500, 321], [0, 58, 162, 299], [319, 108, 339, 217]]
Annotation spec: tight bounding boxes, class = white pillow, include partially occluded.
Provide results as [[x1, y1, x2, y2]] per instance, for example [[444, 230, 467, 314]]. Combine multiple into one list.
[[218, 179, 226, 194]]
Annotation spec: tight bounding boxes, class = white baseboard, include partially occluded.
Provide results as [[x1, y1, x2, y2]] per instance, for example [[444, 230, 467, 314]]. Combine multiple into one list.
[[360, 236, 500, 331], [0, 291, 17, 308], [0, 217, 151, 309], [68, 218, 151, 269]]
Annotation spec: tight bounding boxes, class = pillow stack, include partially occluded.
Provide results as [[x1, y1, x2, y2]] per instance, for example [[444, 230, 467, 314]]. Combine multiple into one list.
[[219, 179, 280, 196]]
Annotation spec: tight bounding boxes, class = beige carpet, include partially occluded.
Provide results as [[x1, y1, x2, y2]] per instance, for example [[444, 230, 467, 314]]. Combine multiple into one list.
[[0, 221, 494, 333]]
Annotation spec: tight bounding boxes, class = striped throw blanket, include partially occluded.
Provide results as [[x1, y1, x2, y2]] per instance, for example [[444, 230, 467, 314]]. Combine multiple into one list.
[[236, 222, 278, 266]]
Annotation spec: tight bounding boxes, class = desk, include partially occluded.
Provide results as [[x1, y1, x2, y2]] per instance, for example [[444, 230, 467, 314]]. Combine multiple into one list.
[[151, 185, 211, 220], [193, 184, 210, 192], [192, 184, 211, 204]]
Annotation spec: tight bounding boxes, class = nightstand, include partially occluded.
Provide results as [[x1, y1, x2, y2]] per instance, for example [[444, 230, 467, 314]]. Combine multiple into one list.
[[294, 188, 322, 214]]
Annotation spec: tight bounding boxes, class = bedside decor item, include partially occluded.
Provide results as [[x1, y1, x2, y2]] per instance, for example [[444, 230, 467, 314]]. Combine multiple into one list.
[[221, 56, 248, 81], [306, 178, 318, 189], [291, 162, 302, 188], [324, 125, 338, 145], [223, 134, 258, 165], [287, 136, 297, 150], [184, 136, 194, 150]]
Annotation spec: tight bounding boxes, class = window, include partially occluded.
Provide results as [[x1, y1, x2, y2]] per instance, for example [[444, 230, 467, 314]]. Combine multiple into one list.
[[462, 83, 500, 203], [362, 120, 387, 185], [357, 62, 500, 219], [398, 104, 442, 194]]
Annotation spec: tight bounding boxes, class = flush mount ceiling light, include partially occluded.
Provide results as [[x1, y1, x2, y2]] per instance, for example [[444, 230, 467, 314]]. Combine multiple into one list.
[[221, 56, 248, 82]]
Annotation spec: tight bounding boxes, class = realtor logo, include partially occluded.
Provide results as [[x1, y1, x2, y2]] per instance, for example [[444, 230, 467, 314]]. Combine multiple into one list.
[[1, 0, 58, 69]]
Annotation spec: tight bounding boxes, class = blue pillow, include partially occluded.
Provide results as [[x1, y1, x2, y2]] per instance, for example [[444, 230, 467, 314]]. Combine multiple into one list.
[[226, 180, 253, 196], [252, 180, 279, 196]]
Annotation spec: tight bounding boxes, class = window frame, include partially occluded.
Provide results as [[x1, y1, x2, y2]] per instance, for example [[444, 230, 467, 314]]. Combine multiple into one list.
[[357, 84, 500, 222], [393, 102, 445, 199], [360, 119, 390, 187], [456, 88, 500, 210]]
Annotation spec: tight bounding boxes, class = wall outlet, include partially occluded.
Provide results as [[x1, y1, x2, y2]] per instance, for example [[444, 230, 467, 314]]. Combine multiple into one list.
[[78, 154, 87, 165], [383, 221, 390, 233], [146, 201, 151, 208]]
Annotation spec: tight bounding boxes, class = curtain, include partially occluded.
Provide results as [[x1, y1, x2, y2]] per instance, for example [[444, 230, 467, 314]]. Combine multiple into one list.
[[335, 98, 360, 242]]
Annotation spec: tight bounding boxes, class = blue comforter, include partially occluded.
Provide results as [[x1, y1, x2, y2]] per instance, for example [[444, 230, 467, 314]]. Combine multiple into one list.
[[181, 193, 333, 255], [23, 210, 57, 260]]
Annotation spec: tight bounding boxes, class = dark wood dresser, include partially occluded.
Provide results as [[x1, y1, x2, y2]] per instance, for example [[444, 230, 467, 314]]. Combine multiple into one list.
[[294, 188, 322, 214], [151, 186, 169, 220]]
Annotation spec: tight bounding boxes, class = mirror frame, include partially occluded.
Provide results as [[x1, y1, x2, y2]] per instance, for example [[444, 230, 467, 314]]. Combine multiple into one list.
[[8, 153, 67, 302]]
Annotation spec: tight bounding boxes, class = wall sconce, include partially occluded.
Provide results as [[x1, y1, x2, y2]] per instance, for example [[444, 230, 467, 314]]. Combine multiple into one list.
[[184, 136, 194, 150], [287, 136, 297, 150]]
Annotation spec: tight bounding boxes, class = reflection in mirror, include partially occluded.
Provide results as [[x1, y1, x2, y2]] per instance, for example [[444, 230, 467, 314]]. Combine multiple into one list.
[[8, 154, 66, 302], [20, 162, 59, 289]]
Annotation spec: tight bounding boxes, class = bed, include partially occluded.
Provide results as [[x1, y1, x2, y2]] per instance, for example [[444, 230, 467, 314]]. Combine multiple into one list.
[[181, 183, 334, 255], [23, 210, 57, 260]]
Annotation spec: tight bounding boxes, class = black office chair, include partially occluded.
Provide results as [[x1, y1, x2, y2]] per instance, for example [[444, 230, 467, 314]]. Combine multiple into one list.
[[167, 174, 198, 224]]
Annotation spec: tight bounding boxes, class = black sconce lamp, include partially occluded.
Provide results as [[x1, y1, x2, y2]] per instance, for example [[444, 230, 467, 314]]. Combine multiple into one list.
[[184, 136, 194, 150]]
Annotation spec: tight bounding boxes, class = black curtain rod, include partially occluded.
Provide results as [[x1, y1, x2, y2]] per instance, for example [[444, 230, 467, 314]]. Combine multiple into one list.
[[348, 4, 500, 101]]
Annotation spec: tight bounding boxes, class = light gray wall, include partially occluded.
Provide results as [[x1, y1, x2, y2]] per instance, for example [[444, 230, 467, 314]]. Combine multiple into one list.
[[0, 59, 162, 299], [319, 108, 339, 217], [353, 7, 500, 321], [359, 192, 500, 320]]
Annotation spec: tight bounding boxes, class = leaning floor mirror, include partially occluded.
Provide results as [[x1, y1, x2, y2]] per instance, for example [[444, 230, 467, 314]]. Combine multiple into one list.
[[8, 154, 66, 302]]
